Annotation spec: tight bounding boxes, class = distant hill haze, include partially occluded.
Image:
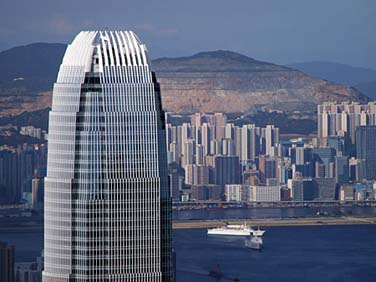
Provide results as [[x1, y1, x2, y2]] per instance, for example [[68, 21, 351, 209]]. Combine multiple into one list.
[[287, 61, 376, 86], [288, 61, 376, 101], [354, 81, 376, 100], [0, 43, 369, 116]]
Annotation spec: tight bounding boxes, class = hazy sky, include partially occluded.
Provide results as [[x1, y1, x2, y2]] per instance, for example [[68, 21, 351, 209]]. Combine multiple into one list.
[[1, 0, 375, 68]]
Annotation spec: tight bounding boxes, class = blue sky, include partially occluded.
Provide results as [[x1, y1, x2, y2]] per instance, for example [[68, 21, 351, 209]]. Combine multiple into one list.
[[1, 0, 375, 68]]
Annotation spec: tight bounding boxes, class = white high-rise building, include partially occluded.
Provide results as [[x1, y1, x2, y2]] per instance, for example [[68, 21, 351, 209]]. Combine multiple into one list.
[[264, 125, 279, 157], [182, 139, 195, 167], [225, 123, 235, 140], [180, 123, 191, 157], [43, 31, 173, 282], [241, 124, 259, 162], [201, 123, 211, 157], [318, 101, 376, 143]]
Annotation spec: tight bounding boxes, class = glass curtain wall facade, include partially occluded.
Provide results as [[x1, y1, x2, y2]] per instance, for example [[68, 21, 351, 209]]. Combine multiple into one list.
[[43, 31, 172, 282]]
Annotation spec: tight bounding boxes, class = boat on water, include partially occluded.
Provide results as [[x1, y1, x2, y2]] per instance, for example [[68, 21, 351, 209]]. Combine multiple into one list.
[[208, 263, 222, 279], [207, 223, 265, 236], [245, 235, 263, 250], [208, 264, 240, 281]]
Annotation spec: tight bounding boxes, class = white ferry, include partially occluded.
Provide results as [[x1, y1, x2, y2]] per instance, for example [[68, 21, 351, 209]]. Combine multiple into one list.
[[207, 223, 265, 237], [245, 235, 263, 250]]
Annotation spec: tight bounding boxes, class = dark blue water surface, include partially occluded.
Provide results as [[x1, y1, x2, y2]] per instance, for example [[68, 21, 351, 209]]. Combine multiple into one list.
[[173, 225, 376, 282], [1, 208, 376, 282]]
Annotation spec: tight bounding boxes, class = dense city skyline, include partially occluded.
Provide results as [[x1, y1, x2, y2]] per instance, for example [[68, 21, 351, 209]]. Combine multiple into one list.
[[1, 0, 376, 69], [164, 104, 376, 204], [1, 2, 376, 281]]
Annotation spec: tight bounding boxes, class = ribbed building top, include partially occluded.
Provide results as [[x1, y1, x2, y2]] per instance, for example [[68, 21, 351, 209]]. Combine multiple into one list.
[[62, 30, 149, 72]]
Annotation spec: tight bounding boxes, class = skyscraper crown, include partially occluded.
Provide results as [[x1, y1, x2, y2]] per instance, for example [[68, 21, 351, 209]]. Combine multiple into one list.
[[62, 31, 149, 72]]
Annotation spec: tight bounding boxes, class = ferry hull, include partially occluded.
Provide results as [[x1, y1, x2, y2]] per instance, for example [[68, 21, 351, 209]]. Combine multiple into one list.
[[207, 230, 251, 236], [245, 237, 263, 250], [207, 225, 266, 237]]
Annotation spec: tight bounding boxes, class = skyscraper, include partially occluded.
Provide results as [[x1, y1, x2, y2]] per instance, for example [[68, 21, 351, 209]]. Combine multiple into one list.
[[241, 124, 260, 163], [43, 31, 172, 281], [259, 156, 278, 184], [214, 155, 241, 186], [312, 147, 336, 178], [356, 125, 376, 180], [263, 125, 279, 156], [0, 241, 14, 282], [0, 149, 20, 204]]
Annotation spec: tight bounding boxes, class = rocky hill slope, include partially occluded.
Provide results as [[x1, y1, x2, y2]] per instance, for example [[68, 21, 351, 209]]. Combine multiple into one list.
[[153, 51, 368, 113], [0, 44, 369, 115]]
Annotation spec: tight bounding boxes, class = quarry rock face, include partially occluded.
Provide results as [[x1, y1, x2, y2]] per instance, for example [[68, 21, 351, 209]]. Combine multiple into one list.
[[153, 51, 368, 113], [0, 46, 369, 116]]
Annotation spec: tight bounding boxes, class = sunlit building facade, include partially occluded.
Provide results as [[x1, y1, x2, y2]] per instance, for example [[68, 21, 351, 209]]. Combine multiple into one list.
[[43, 31, 172, 282]]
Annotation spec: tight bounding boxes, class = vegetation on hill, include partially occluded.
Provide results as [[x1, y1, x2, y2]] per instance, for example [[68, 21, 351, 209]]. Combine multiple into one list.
[[0, 108, 50, 130], [232, 111, 316, 135]]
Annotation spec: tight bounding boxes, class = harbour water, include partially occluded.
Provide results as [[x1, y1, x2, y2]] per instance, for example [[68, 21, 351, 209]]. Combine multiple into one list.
[[1, 208, 376, 282], [174, 225, 376, 282]]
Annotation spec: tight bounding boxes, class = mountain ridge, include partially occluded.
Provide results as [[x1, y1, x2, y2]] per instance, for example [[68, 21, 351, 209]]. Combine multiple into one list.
[[287, 61, 376, 86], [354, 80, 376, 100], [152, 50, 289, 73], [152, 52, 368, 113], [0, 43, 369, 115]]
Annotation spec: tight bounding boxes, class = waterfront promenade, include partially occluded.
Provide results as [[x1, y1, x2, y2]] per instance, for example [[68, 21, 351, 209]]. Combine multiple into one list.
[[1, 215, 376, 232], [173, 200, 376, 210], [173, 215, 376, 229]]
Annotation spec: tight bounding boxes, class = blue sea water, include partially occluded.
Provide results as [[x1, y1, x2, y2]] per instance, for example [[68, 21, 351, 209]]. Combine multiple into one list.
[[1, 208, 376, 282], [173, 225, 376, 282]]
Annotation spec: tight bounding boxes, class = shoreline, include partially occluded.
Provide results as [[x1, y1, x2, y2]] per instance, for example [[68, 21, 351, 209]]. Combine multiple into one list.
[[172, 215, 376, 229], [1, 216, 376, 232]]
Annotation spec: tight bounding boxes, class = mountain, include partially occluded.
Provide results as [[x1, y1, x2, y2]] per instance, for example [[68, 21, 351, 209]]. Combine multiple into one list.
[[286, 61, 376, 101], [0, 43, 66, 115], [354, 81, 376, 101], [153, 51, 368, 113], [0, 42, 66, 92], [0, 44, 369, 115], [287, 61, 376, 86]]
